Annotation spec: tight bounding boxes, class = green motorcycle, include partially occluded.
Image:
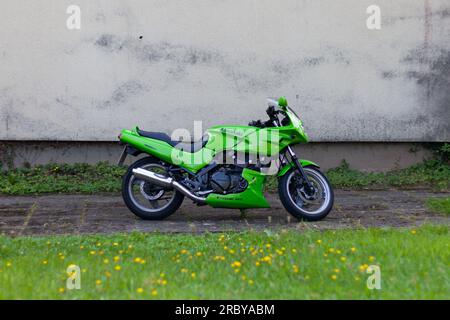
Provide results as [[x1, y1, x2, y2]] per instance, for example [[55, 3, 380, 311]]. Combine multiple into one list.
[[118, 97, 334, 221]]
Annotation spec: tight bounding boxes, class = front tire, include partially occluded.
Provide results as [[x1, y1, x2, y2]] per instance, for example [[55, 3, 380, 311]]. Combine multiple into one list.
[[122, 157, 184, 220], [278, 166, 334, 221]]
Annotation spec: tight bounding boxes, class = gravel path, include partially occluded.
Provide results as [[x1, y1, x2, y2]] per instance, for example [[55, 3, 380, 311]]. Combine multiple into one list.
[[0, 190, 448, 236]]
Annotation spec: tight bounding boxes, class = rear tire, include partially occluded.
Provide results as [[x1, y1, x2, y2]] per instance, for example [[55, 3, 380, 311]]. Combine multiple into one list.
[[278, 166, 334, 221], [122, 157, 184, 220]]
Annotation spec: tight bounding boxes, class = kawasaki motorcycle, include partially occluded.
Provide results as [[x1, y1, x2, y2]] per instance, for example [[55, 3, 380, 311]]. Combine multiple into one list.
[[118, 97, 334, 221]]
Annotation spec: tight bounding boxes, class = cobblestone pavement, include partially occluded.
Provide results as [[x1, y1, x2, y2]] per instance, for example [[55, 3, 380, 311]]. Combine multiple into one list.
[[0, 190, 448, 236]]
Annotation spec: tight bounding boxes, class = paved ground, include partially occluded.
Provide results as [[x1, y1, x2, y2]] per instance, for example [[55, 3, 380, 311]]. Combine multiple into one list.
[[0, 190, 448, 236]]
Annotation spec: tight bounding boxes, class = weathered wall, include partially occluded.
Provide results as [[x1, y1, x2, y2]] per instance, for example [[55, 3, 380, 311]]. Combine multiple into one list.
[[0, 0, 449, 142]]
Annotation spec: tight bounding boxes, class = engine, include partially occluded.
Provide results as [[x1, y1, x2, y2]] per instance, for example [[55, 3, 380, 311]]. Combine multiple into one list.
[[209, 167, 248, 194]]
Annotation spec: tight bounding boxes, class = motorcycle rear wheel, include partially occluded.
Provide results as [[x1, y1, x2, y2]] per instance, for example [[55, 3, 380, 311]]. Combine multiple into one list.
[[122, 157, 184, 220]]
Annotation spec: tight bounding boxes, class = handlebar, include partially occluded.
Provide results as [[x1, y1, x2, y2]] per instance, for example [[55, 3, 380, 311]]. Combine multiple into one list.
[[248, 106, 285, 128]]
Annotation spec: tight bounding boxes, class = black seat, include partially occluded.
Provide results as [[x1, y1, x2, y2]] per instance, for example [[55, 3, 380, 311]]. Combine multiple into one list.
[[137, 129, 208, 153]]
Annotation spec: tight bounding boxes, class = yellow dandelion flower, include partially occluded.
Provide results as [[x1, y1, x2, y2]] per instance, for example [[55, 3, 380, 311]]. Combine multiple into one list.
[[331, 274, 337, 280], [151, 289, 158, 296], [128, 245, 133, 249], [82, 268, 87, 273], [95, 279, 102, 285], [79, 245, 84, 250], [336, 250, 342, 255], [180, 249, 187, 254], [231, 261, 242, 268], [134, 257, 142, 263], [89, 251, 96, 255], [113, 242, 119, 246], [113, 256, 120, 262], [42, 260, 48, 265], [136, 288, 144, 293], [96, 242, 102, 247], [140, 260, 146, 264], [160, 273, 165, 278], [255, 261, 260, 267], [316, 239, 322, 244], [266, 244, 271, 249], [359, 264, 369, 272], [229, 249, 235, 254], [99, 250, 104, 255], [6, 262, 12, 267], [191, 272, 196, 279], [234, 268, 240, 273], [369, 256, 375, 262], [411, 229, 417, 235], [105, 271, 111, 278], [333, 268, 340, 273], [103, 259, 109, 264], [328, 248, 335, 253], [196, 252, 203, 257], [114, 265, 121, 271], [241, 275, 247, 281], [58, 287, 65, 293], [340, 257, 346, 262], [59, 255, 65, 260], [351, 247, 357, 252], [181, 268, 188, 273], [248, 279, 254, 285], [292, 249, 297, 253], [161, 279, 168, 285]]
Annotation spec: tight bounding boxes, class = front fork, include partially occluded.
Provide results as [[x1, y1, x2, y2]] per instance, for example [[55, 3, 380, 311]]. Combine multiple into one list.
[[285, 146, 315, 195]]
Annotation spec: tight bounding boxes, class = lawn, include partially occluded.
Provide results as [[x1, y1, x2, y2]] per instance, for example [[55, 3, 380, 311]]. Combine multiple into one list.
[[0, 225, 448, 299], [0, 160, 449, 195], [426, 198, 450, 215]]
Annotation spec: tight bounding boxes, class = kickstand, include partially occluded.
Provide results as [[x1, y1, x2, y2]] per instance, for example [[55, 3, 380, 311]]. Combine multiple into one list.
[[239, 209, 247, 219]]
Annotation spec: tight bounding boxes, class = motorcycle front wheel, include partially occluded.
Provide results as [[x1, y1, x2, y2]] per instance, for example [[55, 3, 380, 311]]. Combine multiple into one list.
[[278, 166, 334, 221]]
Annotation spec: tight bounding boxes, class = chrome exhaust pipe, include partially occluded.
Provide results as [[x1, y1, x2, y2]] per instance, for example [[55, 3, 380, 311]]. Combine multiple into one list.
[[132, 167, 207, 204]]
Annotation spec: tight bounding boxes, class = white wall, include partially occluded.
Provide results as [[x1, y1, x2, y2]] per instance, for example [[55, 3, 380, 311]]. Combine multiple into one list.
[[0, 0, 449, 141]]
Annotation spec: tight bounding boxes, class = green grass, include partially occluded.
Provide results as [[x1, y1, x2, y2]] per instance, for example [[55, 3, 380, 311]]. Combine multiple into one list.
[[0, 162, 126, 195], [326, 160, 450, 190], [426, 198, 450, 215], [0, 225, 448, 299], [0, 160, 449, 195]]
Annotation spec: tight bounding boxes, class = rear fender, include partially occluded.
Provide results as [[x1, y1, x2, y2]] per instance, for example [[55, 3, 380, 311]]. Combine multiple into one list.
[[277, 159, 320, 177]]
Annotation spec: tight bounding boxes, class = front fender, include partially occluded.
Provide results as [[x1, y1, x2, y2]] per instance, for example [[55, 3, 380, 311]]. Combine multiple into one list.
[[277, 159, 320, 177]]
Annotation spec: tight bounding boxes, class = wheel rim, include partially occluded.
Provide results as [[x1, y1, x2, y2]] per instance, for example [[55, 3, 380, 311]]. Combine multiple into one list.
[[128, 163, 176, 213], [286, 168, 331, 215]]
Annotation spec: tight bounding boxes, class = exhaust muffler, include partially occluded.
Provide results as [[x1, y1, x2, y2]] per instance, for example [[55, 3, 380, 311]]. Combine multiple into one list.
[[132, 167, 206, 204]]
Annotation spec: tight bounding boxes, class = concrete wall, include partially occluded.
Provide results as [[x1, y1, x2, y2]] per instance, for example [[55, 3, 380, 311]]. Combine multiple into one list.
[[0, 0, 449, 143]]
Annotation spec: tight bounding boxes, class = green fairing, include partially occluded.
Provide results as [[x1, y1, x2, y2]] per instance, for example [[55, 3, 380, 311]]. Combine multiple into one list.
[[205, 168, 270, 208], [119, 96, 321, 209], [277, 160, 320, 177], [120, 106, 308, 173]]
